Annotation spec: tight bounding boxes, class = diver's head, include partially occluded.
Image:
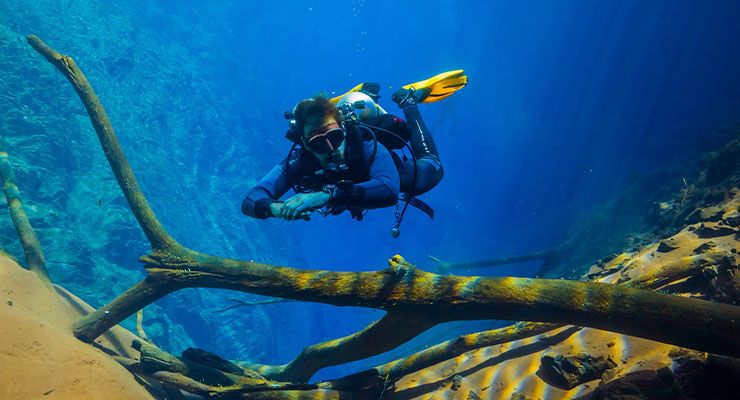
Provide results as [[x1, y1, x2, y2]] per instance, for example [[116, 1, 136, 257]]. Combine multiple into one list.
[[293, 95, 346, 162], [336, 91, 379, 122]]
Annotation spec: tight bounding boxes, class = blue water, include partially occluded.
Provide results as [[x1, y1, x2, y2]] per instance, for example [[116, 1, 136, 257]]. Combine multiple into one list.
[[2, 0, 740, 383], [200, 0, 740, 269]]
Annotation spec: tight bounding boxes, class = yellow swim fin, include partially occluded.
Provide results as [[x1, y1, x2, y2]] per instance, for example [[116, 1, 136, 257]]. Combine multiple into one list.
[[330, 83, 364, 104], [401, 69, 468, 103], [330, 82, 381, 104]]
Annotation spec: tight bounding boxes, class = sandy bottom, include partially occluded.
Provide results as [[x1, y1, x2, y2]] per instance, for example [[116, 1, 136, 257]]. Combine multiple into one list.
[[395, 325, 677, 400], [394, 192, 739, 400], [0, 256, 154, 400]]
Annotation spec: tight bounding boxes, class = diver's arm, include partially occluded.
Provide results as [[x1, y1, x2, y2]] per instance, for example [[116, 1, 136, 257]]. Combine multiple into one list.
[[241, 161, 295, 219], [330, 142, 400, 209]]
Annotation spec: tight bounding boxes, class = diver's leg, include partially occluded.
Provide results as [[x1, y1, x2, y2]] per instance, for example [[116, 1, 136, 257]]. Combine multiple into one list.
[[399, 102, 444, 195], [402, 103, 440, 160], [397, 157, 444, 196]]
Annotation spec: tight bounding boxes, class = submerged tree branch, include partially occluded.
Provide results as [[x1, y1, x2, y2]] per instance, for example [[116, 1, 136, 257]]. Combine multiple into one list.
[[150, 371, 341, 400], [128, 341, 342, 399], [429, 239, 572, 273], [136, 309, 150, 342], [376, 322, 568, 382], [26, 34, 178, 253], [245, 312, 439, 382], [429, 249, 554, 273], [0, 141, 51, 286], [124, 320, 573, 397], [328, 322, 572, 392], [132, 339, 268, 387], [213, 298, 295, 313], [73, 252, 740, 358]]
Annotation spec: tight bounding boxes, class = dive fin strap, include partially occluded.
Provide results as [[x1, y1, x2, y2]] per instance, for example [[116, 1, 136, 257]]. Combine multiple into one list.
[[400, 192, 434, 219]]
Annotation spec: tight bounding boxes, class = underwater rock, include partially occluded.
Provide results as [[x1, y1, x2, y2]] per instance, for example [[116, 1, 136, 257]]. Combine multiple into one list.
[[692, 241, 716, 254], [686, 206, 724, 223], [537, 353, 616, 390], [705, 255, 739, 305], [585, 253, 634, 279], [590, 350, 740, 400], [672, 356, 710, 398], [724, 209, 740, 227], [510, 393, 539, 400], [702, 354, 740, 396], [606, 352, 740, 400], [699, 206, 724, 222], [450, 374, 463, 390], [590, 368, 679, 400], [695, 222, 737, 238], [466, 391, 482, 400], [586, 262, 625, 279], [467, 391, 481, 400], [657, 238, 679, 253]]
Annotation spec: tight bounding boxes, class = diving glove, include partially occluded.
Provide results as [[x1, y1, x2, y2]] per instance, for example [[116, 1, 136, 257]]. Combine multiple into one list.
[[392, 87, 428, 108]]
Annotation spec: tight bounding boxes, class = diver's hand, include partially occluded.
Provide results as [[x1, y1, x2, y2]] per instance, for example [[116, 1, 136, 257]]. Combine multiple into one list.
[[281, 192, 331, 220], [269, 202, 284, 218], [269, 202, 311, 221]]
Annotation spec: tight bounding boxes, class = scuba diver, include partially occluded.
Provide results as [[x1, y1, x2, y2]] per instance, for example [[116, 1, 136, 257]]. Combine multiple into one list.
[[241, 70, 467, 237]]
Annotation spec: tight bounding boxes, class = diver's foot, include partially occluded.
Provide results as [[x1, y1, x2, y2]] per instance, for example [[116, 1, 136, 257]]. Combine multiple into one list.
[[392, 87, 429, 108], [359, 82, 381, 101]]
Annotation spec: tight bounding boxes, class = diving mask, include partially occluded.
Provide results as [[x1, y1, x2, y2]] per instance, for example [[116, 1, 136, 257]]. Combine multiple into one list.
[[306, 125, 345, 154]]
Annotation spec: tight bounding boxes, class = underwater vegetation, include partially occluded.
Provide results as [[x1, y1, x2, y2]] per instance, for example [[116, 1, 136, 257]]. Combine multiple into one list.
[[0, 35, 738, 399]]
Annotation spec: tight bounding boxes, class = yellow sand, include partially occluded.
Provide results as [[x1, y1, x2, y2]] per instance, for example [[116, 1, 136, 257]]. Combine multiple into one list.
[[0, 256, 155, 400], [393, 190, 738, 400]]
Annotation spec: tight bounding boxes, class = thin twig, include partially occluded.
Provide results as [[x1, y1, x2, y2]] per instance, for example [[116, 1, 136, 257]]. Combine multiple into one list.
[[213, 298, 296, 313]]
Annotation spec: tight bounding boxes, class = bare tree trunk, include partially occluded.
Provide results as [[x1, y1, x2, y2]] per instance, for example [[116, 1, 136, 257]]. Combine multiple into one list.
[[0, 140, 51, 286], [73, 252, 740, 358]]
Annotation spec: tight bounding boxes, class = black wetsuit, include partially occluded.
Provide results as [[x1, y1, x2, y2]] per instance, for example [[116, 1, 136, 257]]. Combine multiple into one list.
[[241, 103, 442, 219], [393, 103, 444, 195]]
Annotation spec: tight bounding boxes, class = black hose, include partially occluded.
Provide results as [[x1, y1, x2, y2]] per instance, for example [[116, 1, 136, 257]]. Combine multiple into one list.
[[358, 122, 418, 196], [356, 124, 378, 179], [283, 142, 301, 192]]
